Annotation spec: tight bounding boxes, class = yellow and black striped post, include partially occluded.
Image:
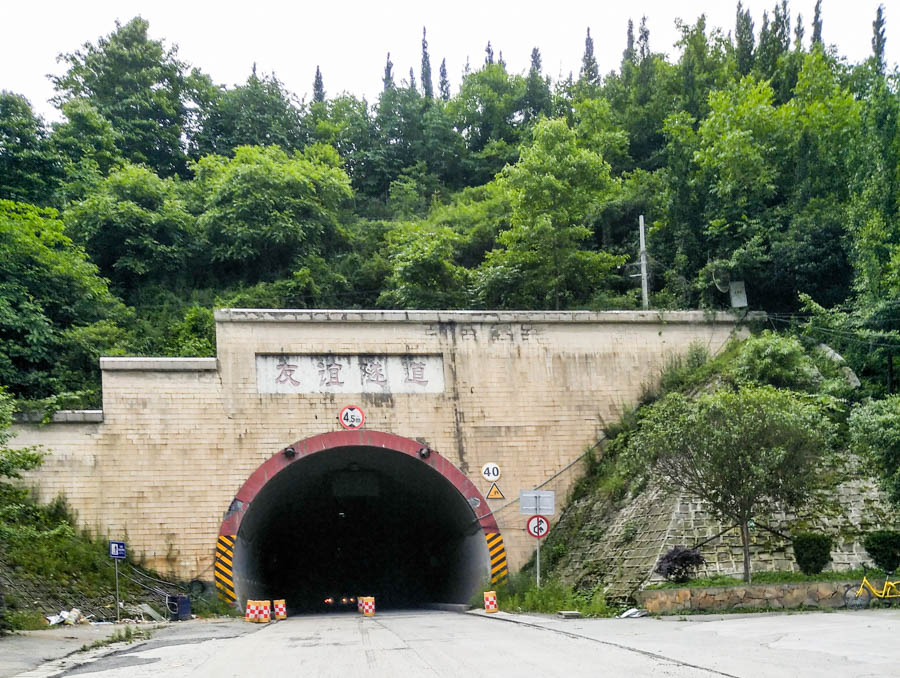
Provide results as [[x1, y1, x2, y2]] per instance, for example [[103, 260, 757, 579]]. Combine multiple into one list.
[[215, 535, 236, 603], [485, 532, 508, 583]]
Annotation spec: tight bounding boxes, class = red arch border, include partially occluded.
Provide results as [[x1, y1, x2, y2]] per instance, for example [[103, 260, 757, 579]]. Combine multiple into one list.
[[218, 429, 499, 537]]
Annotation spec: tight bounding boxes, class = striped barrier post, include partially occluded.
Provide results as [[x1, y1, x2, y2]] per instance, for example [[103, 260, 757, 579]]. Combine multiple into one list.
[[361, 597, 375, 617], [273, 599, 287, 620], [483, 591, 498, 613], [357, 597, 364, 613]]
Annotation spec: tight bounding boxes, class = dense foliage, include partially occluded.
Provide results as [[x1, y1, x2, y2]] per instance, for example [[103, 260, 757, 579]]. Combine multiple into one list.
[[862, 529, 900, 572], [654, 546, 706, 583], [791, 532, 832, 575], [1, 6, 899, 425]]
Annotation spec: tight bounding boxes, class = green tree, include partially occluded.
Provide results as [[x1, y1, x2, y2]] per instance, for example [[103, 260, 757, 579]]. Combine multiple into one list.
[[812, 0, 823, 45], [51, 17, 210, 177], [0, 201, 126, 400], [850, 396, 900, 504], [476, 118, 623, 309], [65, 164, 197, 299], [50, 98, 122, 201], [523, 48, 552, 123], [421, 27, 434, 100], [193, 144, 352, 283], [0, 93, 62, 205], [735, 2, 756, 76], [439, 58, 451, 101], [192, 67, 306, 157], [313, 66, 326, 103], [378, 222, 470, 309], [631, 386, 832, 582], [580, 28, 600, 88], [872, 4, 887, 74]]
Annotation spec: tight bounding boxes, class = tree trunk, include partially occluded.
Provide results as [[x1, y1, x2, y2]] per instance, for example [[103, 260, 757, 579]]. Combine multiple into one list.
[[740, 520, 752, 583]]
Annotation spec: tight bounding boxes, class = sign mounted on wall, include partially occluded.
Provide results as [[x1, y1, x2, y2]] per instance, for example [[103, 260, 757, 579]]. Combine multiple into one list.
[[338, 405, 365, 429], [481, 462, 501, 482]]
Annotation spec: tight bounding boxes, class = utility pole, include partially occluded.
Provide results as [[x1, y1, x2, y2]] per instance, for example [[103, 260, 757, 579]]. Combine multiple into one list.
[[639, 215, 649, 310]]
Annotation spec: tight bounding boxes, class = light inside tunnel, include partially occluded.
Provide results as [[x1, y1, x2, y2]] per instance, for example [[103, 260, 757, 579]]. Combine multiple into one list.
[[231, 446, 490, 611]]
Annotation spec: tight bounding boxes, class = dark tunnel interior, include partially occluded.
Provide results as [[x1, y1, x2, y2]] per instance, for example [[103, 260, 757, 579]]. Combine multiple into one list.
[[232, 446, 490, 612]]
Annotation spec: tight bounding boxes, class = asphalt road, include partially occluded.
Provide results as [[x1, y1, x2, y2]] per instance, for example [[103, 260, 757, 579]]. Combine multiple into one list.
[[6, 608, 900, 678]]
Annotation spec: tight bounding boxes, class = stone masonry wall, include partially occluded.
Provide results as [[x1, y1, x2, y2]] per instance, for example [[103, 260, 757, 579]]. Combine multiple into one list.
[[12, 310, 742, 581]]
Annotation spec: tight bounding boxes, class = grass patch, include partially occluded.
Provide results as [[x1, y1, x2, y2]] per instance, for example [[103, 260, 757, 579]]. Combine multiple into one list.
[[476, 572, 617, 617], [646, 567, 888, 589], [5, 609, 47, 630], [79, 624, 153, 652]]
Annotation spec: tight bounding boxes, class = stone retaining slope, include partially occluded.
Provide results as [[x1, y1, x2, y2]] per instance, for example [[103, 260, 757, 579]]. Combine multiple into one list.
[[555, 470, 893, 601]]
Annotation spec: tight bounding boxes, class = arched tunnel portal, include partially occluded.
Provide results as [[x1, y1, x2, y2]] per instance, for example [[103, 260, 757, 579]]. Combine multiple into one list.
[[215, 430, 508, 612]]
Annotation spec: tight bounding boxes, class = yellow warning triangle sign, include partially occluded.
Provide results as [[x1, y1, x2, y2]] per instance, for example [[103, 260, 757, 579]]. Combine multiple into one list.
[[486, 483, 505, 500]]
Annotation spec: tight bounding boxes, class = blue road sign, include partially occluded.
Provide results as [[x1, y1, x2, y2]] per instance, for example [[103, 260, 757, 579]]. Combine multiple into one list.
[[109, 540, 126, 559]]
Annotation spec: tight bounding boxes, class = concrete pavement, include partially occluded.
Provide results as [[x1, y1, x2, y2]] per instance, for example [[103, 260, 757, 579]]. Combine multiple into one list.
[[2, 608, 898, 677]]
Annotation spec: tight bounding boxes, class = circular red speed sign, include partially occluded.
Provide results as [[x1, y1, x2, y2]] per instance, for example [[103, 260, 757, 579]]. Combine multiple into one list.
[[339, 405, 365, 430], [526, 514, 549, 539]]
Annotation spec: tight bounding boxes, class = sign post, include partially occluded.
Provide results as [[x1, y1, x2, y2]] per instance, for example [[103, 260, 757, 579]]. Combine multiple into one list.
[[108, 540, 126, 622], [526, 515, 549, 588]]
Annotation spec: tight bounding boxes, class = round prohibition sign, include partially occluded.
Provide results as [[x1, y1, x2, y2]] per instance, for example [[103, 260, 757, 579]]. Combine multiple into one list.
[[339, 405, 365, 430], [526, 514, 549, 539]]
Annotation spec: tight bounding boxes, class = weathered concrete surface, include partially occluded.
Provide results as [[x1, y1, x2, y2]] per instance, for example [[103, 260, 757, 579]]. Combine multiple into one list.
[[8, 609, 899, 678], [636, 581, 856, 614], [12, 310, 744, 582]]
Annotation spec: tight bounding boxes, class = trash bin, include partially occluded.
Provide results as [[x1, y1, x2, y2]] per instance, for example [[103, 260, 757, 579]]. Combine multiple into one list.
[[166, 595, 191, 621]]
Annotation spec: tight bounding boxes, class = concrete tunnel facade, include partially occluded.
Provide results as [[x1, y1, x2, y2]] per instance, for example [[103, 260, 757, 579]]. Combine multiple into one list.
[[11, 310, 745, 607], [216, 430, 506, 610]]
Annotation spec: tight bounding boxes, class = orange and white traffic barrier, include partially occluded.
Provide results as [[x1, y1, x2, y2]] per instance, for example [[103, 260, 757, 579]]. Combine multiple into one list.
[[257, 600, 271, 623], [361, 597, 375, 617], [483, 591, 498, 613], [273, 599, 286, 620], [357, 597, 364, 613], [244, 600, 260, 622]]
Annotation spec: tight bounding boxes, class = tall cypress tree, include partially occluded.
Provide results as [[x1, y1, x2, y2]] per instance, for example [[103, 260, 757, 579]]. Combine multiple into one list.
[[383, 53, 395, 91], [421, 27, 433, 99], [485, 42, 494, 65], [812, 0, 823, 46], [313, 66, 325, 103], [735, 1, 756, 76], [638, 16, 650, 62], [794, 14, 805, 51], [523, 47, 551, 122], [580, 28, 600, 86], [873, 4, 887, 74], [623, 19, 636, 65], [439, 58, 451, 101], [408, 67, 417, 92]]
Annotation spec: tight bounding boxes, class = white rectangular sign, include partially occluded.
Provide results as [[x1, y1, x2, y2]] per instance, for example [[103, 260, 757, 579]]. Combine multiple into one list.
[[256, 354, 444, 394], [520, 490, 555, 516]]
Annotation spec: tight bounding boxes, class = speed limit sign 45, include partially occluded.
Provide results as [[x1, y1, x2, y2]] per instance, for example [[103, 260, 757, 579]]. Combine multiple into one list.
[[339, 405, 365, 429]]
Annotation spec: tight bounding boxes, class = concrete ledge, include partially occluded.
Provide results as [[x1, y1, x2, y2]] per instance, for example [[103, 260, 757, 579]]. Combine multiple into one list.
[[215, 309, 762, 325], [15, 410, 104, 424], [100, 357, 218, 371], [424, 603, 473, 613]]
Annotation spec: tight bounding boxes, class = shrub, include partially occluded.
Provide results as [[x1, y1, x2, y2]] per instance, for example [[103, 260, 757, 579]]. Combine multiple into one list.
[[863, 530, 900, 573], [655, 546, 705, 583], [792, 532, 832, 575]]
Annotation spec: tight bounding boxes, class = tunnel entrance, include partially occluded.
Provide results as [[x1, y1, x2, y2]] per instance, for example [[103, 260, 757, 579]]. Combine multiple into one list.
[[215, 431, 506, 612]]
